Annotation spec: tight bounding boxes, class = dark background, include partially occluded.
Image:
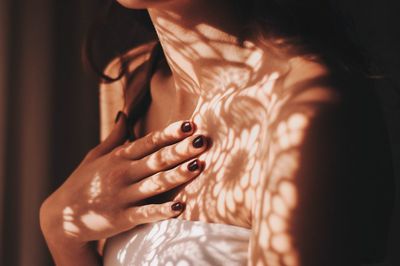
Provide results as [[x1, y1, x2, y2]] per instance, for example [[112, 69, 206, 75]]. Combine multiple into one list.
[[0, 0, 399, 265]]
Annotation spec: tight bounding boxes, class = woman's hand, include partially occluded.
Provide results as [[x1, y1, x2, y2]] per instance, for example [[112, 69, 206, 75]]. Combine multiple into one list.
[[40, 112, 208, 248]]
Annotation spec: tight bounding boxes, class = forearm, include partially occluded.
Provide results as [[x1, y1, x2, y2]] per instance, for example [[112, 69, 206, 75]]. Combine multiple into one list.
[[44, 236, 102, 266], [40, 199, 102, 266]]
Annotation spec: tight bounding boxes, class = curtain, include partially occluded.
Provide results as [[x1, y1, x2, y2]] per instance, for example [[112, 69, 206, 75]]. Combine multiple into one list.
[[0, 0, 99, 265], [0, 1, 399, 266]]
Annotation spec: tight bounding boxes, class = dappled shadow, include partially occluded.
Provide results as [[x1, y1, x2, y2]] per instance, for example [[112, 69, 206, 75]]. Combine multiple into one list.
[[116, 10, 320, 266], [90, 8, 397, 266]]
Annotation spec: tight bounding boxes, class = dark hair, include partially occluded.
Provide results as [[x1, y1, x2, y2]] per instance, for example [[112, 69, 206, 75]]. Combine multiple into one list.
[[83, 0, 377, 140], [83, 1, 157, 83]]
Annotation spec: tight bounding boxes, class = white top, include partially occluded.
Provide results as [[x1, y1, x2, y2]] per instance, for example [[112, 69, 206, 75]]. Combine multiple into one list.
[[103, 219, 251, 266]]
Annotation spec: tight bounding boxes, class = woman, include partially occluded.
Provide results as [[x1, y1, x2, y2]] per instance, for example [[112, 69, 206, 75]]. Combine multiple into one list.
[[40, 0, 395, 265]]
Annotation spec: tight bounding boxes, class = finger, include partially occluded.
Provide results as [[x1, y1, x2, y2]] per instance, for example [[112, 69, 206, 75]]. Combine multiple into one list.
[[120, 201, 185, 229], [95, 111, 129, 157], [121, 159, 202, 202], [130, 134, 208, 179], [120, 120, 194, 160]]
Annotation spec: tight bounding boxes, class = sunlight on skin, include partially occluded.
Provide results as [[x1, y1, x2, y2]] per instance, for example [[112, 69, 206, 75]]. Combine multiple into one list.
[[63, 206, 80, 237], [136, 167, 193, 195], [58, 170, 128, 249], [272, 194, 290, 218], [163, 101, 308, 266], [81, 211, 113, 232], [139, 61, 288, 226], [153, 16, 201, 90], [138, 177, 163, 194], [269, 213, 287, 233], [151, 11, 272, 98], [276, 113, 308, 150], [92, 7, 339, 265], [127, 55, 309, 265], [195, 23, 264, 69], [252, 112, 310, 266], [88, 174, 102, 204], [144, 138, 191, 171], [279, 181, 297, 210]]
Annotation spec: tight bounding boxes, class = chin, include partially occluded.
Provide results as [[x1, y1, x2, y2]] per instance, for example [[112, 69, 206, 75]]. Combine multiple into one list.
[[116, 0, 174, 9]]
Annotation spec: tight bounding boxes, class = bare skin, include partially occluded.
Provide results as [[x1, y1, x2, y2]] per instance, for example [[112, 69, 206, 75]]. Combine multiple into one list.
[[40, 116, 211, 265], [113, 45, 341, 266], [108, 0, 393, 265], [40, 0, 394, 265]]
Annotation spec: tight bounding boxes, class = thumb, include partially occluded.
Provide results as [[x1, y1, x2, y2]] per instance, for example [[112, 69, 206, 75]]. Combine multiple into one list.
[[96, 111, 129, 156]]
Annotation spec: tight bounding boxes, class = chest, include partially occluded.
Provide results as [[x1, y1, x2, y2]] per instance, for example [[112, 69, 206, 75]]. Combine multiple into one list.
[[134, 85, 278, 228]]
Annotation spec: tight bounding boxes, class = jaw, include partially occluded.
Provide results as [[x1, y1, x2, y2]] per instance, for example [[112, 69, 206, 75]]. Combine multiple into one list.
[[116, 0, 181, 10]]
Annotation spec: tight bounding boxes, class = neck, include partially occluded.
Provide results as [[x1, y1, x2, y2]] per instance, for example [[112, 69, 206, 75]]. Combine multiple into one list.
[[147, 4, 285, 118]]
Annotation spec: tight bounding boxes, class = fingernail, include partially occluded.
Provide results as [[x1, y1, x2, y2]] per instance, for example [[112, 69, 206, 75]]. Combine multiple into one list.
[[171, 202, 185, 212], [181, 121, 192, 133], [188, 159, 200, 171], [114, 111, 123, 124], [192, 135, 205, 148]]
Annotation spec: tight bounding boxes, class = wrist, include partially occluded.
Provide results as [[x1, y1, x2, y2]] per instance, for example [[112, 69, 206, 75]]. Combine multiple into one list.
[[40, 199, 101, 265], [40, 195, 82, 247], [47, 239, 101, 266]]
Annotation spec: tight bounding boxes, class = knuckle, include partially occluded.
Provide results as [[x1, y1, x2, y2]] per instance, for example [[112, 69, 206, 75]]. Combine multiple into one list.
[[145, 132, 158, 147], [142, 176, 165, 194], [122, 143, 136, 158], [152, 183, 164, 194], [165, 169, 185, 184], [154, 205, 167, 216], [107, 166, 127, 180], [157, 157, 169, 169], [124, 208, 138, 225], [163, 170, 176, 182], [151, 151, 168, 169], [110, 147, 124, 159], [142, 205, 157, 218]]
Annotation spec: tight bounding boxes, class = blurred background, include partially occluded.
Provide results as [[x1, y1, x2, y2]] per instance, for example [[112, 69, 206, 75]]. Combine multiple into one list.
[[0, 0, 399, 265]]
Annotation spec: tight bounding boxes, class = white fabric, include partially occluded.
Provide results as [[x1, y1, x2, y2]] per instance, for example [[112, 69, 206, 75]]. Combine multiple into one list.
[[103, 219, 251, 266]]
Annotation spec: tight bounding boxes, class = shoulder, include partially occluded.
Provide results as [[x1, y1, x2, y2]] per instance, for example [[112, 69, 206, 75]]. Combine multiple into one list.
[[282, 56, 342, 105], [260, 56, 347, 145], [249, 58, 353, 265], [99, 41, 158, 141], [249, 56, 394, 265]]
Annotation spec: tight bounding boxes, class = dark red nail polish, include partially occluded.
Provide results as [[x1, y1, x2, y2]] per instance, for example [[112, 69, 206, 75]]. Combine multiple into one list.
[[114, 111, 123, 124], [181, 122, 192, 133], [188, 159, 200, 171], [192, 136, 205, 148], [171, 202, 184, 212]]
